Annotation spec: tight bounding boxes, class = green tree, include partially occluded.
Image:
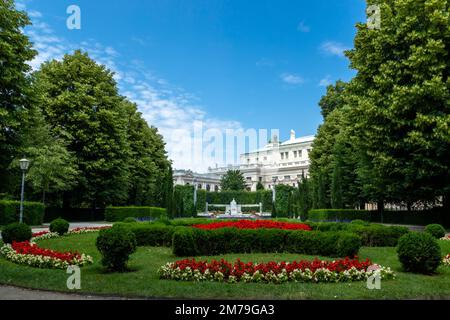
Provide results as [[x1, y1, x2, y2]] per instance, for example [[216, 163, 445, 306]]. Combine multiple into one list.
[[297, 175, 312, 220], [173, 188, 184, 218], [35, 51, 131, 208], [0, 0, 37, 194], [331, 161, 343, 209], [256, 181, 265, 191], [122, 100, 169, 207], [162, 166, 174, 218], [220, 170, 246, 191], [319, 80, 347, 119], [18, 106, 79, 204], [347, 0, 450, 208], [26, 144, 79, 204]]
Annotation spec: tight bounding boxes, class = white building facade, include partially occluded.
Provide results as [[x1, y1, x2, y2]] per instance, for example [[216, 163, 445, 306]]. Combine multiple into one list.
[[174, 130, 315, 191]]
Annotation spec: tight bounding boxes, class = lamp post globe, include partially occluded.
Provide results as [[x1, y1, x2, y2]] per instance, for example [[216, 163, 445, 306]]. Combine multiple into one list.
[[19, 158, 30, 223], [19, 158, 30, 171]]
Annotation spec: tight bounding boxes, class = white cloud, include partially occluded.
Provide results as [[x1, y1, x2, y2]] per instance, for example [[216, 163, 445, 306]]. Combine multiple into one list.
[[21, 4, 254, 172], [320, 41, 350, 57], [280, 73, 304, 86], [319, 75, 332, 87], [297, 21, 310, 33], [28, 10, 42, 18]]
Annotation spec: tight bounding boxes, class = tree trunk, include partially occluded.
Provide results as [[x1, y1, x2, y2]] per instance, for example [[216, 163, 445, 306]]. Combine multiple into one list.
[[377, 200, 384, 223]]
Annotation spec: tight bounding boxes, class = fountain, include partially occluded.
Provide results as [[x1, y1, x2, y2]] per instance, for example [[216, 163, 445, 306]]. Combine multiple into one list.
[[199, 199, 268, 219]]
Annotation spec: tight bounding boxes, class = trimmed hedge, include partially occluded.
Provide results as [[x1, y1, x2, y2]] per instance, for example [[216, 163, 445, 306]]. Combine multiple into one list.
[[308, 209, 371, 222], [370, 209, 450, 227], [308, 208, 450, 227], [172, 227, 361, 258], [0, 200, 45, 226], [351, 225, 409, 247], [120, 223, 175, 247], [105, 206, 167, 222], [306, 221, 409, 247]]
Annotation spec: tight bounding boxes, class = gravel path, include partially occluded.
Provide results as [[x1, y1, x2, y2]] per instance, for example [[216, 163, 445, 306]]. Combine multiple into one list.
[[31, 222, 113, 233], [0, 285, 128, 300]]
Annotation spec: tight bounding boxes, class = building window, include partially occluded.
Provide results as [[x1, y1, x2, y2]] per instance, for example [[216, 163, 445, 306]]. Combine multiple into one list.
[[214, 185, 219, 192], [264, 157, 267, 161], [259, 177, 262, 182], [284, 176, 290, 180], [294, 151, 297, 158], [246, 177, 252, 181], [280, 153, 284, 160], [285, 152, 289, 159]]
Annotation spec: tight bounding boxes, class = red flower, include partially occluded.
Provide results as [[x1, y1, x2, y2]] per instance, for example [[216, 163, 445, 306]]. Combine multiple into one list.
[[169, 257, 373, 280], [193, 220, 312, 231], [32, 231, 50, 237], [11, 241, 82, 262]]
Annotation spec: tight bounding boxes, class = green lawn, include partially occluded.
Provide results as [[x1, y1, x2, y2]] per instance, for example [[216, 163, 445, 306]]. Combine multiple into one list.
[[0, 233, 449, 299]]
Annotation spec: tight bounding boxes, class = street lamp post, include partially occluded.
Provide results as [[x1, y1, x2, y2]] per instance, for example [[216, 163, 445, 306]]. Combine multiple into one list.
[[193, 178, 198, 207], [19, 158, 30, 223], [272, 177, 277, 203]]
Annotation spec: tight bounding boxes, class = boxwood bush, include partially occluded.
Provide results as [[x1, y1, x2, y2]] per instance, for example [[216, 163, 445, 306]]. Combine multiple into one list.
[[49, 218, 70, 235], [105, 206, 167, 222], [172, 227, 361, 257], [1, 222, 32, 244], [0, 200, 45, 226], [397, 232, 441, 274], [424, 224, 446, 239], [96, 225, 137, 272]]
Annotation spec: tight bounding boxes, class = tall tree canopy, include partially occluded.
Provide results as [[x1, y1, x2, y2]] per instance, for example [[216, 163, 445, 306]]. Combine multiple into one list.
[[347, 0, 450, 207], [35, 51, 170, 208], [0, 0, 36, 193], [220, 170, 247, 191], [310, 0, 450, 211]]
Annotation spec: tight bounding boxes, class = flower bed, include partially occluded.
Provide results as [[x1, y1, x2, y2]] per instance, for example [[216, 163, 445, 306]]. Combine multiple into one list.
[[444, 254, 450, 267], [31, 226, 111, 242], [193, 220, 312, 231], [0, 241, 93, 269], [440, 235, 450, 241], [158, 257, 395, 284]]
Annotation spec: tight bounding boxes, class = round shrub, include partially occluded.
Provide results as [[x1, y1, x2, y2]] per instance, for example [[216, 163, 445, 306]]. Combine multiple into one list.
[[336, 233, 361, 257], [397, 232, 441, 274], [49, 218, 69, 235], [123, 217, 137, 223], [96, 225, 137, 272], [172, 227, 198, 257], [424, 224, 446, 239], [1, 223, 32, 244]]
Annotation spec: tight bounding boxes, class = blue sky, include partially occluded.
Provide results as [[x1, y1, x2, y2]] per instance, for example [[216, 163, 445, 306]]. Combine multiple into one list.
[[16, 0, 367, 171]]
